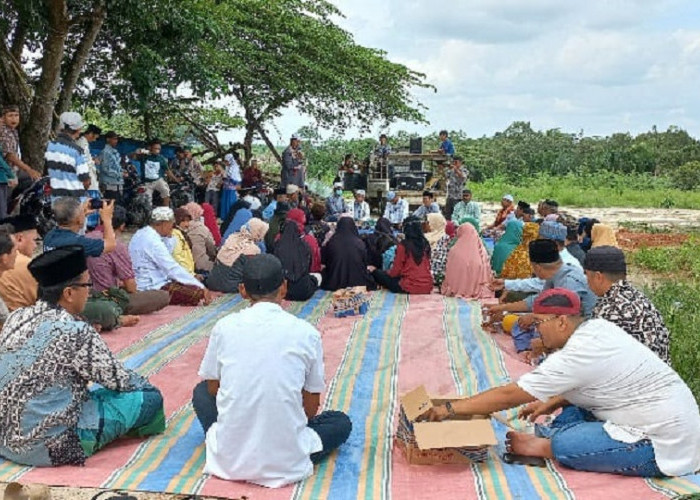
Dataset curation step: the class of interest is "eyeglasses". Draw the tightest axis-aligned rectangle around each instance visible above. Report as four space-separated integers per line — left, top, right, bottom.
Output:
70 282 93 288
532 316 557 329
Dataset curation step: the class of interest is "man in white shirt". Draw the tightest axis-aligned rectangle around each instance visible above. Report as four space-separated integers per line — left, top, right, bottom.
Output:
383 191 408 227
424 288 700 478
192 254 352 488
349 189 370 222
128 207 212 306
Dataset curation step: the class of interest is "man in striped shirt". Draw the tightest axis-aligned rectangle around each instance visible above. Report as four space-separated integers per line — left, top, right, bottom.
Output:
45 112 90 200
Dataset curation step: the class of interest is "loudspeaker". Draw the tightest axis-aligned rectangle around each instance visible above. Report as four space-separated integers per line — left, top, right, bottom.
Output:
409 137 422 154
343 173 367 191
395 175 425 191
409 160 423 172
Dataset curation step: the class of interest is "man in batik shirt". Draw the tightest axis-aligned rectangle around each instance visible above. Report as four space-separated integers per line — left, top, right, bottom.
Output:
584 246 671 364
0 246 165 466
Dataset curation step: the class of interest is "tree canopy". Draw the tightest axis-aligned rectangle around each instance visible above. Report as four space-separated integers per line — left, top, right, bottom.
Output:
0 0 430 169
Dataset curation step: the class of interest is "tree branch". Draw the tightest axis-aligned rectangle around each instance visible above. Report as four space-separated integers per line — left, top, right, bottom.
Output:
55 1 107 117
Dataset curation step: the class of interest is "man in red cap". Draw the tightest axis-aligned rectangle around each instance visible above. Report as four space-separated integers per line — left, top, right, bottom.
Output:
422 288 700 478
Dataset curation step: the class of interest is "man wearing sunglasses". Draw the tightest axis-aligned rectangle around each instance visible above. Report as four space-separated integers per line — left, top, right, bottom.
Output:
422 288 700 479
0 246 165 467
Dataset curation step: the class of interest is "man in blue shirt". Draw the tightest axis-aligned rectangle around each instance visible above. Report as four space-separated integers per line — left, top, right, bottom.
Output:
325 182 347 222
44 197 116 257
45 112 90 200
43 197 139 330
437 130 455 156
412 191 441 219
98 131 124 203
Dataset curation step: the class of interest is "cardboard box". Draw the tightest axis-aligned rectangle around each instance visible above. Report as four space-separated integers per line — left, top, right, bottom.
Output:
395 386 498 465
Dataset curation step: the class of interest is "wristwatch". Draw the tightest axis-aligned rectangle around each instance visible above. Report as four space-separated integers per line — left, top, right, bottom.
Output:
445 401 456 418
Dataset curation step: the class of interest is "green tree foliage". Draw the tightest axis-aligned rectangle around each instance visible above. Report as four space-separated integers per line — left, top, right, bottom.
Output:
1 0 428 168
311 122 700 184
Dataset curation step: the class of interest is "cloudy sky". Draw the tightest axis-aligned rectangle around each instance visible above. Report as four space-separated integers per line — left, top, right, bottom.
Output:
266 0 700 143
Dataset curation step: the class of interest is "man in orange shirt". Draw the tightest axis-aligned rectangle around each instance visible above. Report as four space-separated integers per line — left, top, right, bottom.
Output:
0 214 39 310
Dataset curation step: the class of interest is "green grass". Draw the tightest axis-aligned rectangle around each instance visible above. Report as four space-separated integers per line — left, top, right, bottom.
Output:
471 172 700 209
629 237 700 279
631 239 700 401
645 281 700 402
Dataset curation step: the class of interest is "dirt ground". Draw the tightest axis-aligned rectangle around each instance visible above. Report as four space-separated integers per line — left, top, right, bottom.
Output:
0 483 233 500
479 202 700 230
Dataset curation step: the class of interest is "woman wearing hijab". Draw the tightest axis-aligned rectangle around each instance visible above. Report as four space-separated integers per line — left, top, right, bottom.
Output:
206 219 269 293
442 223 494 299
500 222 540 279
425 213 447 251
182 202 217 273
222 208 253 243
219 199 251 237
265 201 290 252
219 152 242 221
425 213 451 287
307 202 331 246
283 208 321 272
172 208 196 275
201 202 222 246
273 210 319 301
370 217 433 294
491 219 523 275
364 217 397 269
458 216 480 233
579 218 599 251
321 217 375 291
591 223 619 248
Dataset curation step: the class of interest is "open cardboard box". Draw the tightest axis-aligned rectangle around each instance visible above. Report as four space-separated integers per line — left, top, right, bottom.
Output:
395 386 498 465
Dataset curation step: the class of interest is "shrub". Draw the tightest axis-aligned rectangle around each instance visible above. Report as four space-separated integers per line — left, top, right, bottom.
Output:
668 160 700 191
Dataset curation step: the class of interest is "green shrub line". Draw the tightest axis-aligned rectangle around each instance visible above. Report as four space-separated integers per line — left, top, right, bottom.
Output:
471 172 700 209
632 242 700 402
645 280 700 403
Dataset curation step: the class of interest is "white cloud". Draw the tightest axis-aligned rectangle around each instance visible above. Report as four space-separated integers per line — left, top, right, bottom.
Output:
259 0 700 144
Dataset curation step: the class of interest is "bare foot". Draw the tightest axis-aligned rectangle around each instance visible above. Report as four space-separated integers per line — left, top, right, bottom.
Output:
506 431 553 459
120 315 140 327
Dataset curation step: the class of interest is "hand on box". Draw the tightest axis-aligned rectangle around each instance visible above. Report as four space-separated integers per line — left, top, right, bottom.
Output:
419 405 449 422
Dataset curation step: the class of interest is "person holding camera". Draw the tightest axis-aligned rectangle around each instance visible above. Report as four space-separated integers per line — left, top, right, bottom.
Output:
43 197 139 331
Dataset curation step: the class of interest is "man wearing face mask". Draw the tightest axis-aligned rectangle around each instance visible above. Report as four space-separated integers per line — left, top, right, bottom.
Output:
324 182 347 222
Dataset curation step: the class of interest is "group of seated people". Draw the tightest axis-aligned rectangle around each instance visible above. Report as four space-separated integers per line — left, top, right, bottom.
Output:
0 183 698 487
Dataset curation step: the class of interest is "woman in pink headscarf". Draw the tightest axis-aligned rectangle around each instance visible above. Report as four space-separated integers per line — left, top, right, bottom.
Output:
201 203 222 246
441 222 494 299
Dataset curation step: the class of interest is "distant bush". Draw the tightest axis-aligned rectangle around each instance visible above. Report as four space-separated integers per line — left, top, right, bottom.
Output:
668 160 700 191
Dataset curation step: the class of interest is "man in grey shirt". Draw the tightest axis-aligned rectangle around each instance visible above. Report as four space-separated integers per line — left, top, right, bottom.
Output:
281 134 304 189
486 239 597 359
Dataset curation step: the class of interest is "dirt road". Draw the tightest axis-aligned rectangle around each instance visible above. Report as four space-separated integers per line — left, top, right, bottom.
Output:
479 203 700 229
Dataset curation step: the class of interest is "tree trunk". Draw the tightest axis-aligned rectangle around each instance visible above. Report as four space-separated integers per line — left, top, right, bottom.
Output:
242 121 255 167
143 109 152 139
20 0 70 171
254 123 283 165
55 2 107 118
